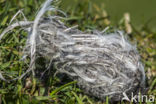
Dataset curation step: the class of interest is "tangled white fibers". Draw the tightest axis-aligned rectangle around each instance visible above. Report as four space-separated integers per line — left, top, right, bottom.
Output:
0 0 145 101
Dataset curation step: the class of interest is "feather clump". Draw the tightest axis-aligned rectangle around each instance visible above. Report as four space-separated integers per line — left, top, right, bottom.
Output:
0 0 145 101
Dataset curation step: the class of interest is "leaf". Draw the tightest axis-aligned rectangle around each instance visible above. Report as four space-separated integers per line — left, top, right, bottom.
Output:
71 91 84 104
0 89 8 94
106 96 109 104
50 81 77 96
1 16 8 25
65 16 83 21
34 96 51 101
150 78 156 91
0 62 10 69
31 78 37 95
0 0 5 3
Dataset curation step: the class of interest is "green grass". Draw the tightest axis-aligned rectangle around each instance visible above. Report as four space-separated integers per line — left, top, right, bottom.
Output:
0 0 156 104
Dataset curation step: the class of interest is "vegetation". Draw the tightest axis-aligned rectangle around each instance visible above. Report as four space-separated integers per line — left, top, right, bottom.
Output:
0 0 155 104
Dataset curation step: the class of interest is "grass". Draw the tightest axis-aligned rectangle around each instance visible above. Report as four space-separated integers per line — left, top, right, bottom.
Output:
0 0 156 104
